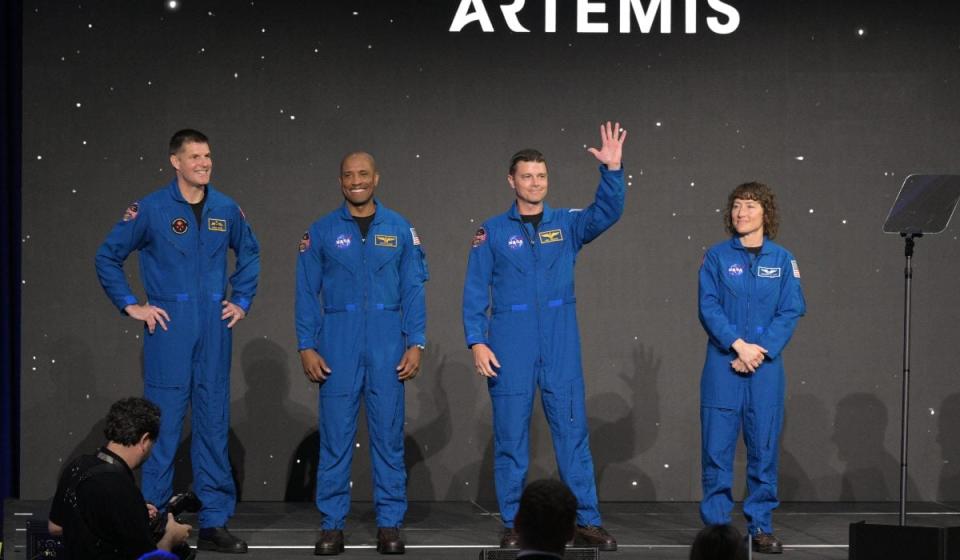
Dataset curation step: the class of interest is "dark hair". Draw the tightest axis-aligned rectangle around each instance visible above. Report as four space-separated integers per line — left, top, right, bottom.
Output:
509 149 546 175
723 181 779 239
515 479 577 553
690 524 748 560
169 129 209 155
103 397 161 445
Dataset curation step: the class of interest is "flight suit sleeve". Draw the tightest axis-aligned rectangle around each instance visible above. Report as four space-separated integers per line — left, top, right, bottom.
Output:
698 250 740 351
571 165 626 251
462 226 494 347
94 200 150 313
756 255 806 359
400 226 429 348
228 205 260 313
295 228 324 351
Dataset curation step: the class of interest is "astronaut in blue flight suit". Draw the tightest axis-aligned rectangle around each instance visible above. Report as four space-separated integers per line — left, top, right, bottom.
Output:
95 129 259 554
463 122 627 551
697 181 805 555
295 152 428 556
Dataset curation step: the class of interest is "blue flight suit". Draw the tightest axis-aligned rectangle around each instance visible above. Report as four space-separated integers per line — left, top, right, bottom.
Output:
697 236 805 535
462 166 625 527
295 200 428 529
95 179 260 528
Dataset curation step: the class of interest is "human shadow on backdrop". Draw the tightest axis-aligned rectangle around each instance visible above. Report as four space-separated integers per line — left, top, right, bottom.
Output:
229 337 314 499
588 343 660 500
833 392 919 501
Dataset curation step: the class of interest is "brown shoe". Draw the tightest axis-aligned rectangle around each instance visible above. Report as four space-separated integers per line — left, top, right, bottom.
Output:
751 532 783 554
574 525 617 551
376 527 405 554
499 527 520 549
314 529 345 555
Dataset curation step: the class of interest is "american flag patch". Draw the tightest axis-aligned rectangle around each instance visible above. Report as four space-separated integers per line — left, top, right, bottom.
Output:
791 259 801 278
410 227 420 246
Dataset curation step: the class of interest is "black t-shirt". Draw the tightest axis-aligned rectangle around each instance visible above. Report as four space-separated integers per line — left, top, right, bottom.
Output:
521 212 543 230
355 213 375 240
49 447 156 559
190 188 207 226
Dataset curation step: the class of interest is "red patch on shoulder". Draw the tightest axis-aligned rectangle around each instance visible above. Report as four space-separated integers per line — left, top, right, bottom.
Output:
122 202 139 222
471 227 487 248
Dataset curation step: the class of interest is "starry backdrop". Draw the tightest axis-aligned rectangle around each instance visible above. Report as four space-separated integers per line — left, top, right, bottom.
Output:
19 0 960 504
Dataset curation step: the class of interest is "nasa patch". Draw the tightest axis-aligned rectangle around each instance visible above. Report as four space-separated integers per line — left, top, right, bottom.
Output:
171 217 189 235
298 231 311 253
507 235 524 250
727 263 743 277
335 233 352 249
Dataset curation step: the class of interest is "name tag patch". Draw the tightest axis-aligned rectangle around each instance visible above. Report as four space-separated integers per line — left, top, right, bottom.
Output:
375 234 398 248
538 229 563 244
208 218 227 232
758 266 781 278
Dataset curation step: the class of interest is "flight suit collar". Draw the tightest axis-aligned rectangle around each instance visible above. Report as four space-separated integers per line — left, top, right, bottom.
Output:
729 235 772 255
507 201 557 224
338 198 385 224
165 178 218 207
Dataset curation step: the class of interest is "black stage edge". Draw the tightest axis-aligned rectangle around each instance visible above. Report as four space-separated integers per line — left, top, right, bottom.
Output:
4 500 960 559
479 547 598 560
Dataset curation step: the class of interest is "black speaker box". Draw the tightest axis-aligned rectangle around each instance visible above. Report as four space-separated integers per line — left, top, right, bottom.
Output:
478 547 599 559
849 521 960 560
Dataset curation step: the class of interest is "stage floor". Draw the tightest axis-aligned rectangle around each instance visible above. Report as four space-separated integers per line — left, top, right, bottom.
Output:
5 500 960 559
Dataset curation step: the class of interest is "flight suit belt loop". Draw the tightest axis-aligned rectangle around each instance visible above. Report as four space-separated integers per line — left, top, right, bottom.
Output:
323 303 401 313
146 292 223 303
492 297 576 315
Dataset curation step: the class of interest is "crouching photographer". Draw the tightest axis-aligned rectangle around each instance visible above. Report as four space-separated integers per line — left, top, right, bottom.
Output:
48 397 193 559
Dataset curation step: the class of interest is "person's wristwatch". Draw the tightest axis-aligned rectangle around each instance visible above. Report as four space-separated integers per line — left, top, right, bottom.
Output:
412 344 425 350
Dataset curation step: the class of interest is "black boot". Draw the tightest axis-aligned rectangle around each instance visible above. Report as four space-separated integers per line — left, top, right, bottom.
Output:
197 526 248 554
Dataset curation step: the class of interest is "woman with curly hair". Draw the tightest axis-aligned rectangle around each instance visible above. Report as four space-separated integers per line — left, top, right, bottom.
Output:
697 182 806 554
